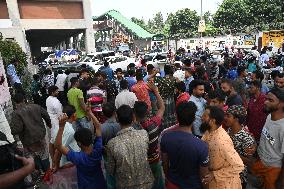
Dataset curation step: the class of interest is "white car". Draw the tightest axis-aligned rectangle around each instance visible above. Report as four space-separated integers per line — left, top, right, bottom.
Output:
79 56 135 72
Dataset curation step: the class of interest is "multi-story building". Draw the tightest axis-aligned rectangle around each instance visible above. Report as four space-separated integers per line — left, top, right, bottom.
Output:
0 0 95 57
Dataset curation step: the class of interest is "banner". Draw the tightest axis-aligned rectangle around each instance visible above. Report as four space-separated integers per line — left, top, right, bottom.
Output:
262 30 284 49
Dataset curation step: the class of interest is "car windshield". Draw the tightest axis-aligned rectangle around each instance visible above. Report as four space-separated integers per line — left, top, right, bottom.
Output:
144 55 154 61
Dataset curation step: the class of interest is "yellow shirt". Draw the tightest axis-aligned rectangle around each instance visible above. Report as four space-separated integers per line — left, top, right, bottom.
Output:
202 127 244 189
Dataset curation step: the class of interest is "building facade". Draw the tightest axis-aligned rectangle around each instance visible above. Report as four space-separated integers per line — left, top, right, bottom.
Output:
0 0 96 56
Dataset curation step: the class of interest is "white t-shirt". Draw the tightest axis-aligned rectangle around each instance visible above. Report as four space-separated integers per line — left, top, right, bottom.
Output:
46 96 63 143
259 53 269 67
60 122 80 166
0 107 14 146
115 90 138 109
56 73 67 91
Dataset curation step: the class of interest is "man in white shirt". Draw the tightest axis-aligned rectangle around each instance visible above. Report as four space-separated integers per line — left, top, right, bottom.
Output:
46 85 63 164
55 70 68 106
115 79 138 109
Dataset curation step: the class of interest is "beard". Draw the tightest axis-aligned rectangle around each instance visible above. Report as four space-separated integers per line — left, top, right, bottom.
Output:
200 122 211 133
222 90 231 97
264 105 278 114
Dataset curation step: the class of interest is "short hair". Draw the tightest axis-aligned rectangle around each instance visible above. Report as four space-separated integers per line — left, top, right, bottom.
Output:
70 77 79 86
128 63 136 68
269 87 284 102
237 66 246 76
44 69 52 75
208 90 226 102
220 78 233 87
147 64 155 72
57 69 63 74
250 80 262 89
64 69 71 75
271 70 280 80
190 79 204 89
63 105 76 118
128 69 135 77
33 74 40 81
253 70 265 81
102 102 116 118
206 106 224 125
136 70 144 81
104 60 109 67
278 73 284 79
175 81 186 92
80 69 89 76
120 79 128 90
134 101 148 119
231 58 238 67
48 85 59 95
91 77 100 86
116 68 122 73
164 64 173 75
74 128 93 146
116 105 133 125
176 102 197 126
13 93 25 104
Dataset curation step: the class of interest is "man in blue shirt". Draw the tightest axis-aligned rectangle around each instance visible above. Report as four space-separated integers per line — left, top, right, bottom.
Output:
99 60 114 81
55 107 107 189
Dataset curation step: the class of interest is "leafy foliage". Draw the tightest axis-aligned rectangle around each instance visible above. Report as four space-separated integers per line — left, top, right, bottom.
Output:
0 33 27 75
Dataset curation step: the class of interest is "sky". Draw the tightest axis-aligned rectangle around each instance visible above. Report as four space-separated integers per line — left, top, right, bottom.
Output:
92 0 224 20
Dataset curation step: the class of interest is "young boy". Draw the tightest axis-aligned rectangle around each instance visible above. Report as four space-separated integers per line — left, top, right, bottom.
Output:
55 106 107 189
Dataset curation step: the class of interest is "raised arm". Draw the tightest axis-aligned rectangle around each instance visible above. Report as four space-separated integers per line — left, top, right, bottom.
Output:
147 82 165 118
54 114 70 155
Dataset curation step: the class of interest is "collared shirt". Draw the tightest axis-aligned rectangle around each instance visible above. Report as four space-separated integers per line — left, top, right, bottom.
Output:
7 64 21 85
126 77 137 90
184 76 194 93
101 118 121 146
106 127 154 189
46 96 63 143
67 87 86 119
115 90 138 109
10 104 51 146
55 73 67 91
247 93 267 141
131 81 151 111
202 127 244 189
189 95 206 136
155 76 176 99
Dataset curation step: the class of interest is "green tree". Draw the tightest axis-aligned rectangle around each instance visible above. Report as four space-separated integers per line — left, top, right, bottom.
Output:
166 8 199 38
150 12 165 34
0 33 27 74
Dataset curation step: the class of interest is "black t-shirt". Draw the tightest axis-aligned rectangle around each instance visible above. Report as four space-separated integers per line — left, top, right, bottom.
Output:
226 94 243 106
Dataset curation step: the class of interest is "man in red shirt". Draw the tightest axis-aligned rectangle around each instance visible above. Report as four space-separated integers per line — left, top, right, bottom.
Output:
247 80 268 142
132 70 151 112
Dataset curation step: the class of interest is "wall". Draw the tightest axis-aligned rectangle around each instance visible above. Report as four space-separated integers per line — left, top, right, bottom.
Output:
0 0 9 19
18 1 83 19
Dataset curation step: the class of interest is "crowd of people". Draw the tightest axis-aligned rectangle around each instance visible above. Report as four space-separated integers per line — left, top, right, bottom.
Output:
1 44 284 189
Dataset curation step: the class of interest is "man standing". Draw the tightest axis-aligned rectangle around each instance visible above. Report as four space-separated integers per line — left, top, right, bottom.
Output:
201 106 244 189
134 82 165 189
251 87 284 189
106 105 154 189
220 78 243 106
78 69 91 101
55 70 68 106
161 102 210 189
189 80 207 137
10 93 51 172
184 67 194 94
46 85 63 165
67 77 91 130
234 66 248 107
132 71 151 112
247 81 268 142
115 80 138 109
6 59 21 87
99 60 114 81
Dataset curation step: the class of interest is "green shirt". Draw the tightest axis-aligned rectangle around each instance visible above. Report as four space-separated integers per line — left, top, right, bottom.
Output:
67 87 86 119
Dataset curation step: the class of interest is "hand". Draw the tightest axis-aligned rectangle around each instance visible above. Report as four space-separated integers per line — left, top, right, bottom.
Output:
58 113 68 127
15 155 35 169
202 172 214 185
147 82 158 93
244 144 257 156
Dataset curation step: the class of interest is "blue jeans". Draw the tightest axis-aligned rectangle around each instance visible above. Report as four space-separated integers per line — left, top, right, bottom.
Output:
75 117 92 130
